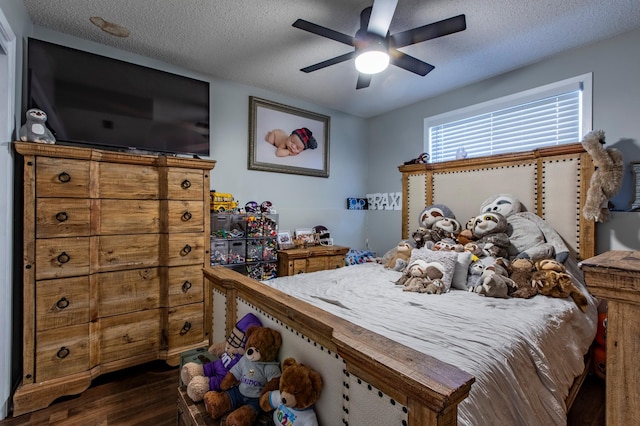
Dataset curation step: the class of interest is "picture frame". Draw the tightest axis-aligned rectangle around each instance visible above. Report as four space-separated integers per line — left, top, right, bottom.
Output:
277 230 294 250
248 96 330 178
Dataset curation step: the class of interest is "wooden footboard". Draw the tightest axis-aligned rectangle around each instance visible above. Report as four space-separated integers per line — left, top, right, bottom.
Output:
203 266 474 426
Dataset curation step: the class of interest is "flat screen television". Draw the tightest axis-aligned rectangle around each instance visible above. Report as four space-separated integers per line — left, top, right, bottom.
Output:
25 38 210 156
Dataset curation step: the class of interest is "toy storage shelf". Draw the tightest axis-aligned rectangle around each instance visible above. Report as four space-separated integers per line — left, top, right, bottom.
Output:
210 212 278 280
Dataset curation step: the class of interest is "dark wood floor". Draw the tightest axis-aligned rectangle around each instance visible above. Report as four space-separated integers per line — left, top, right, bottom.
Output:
1 361 605 425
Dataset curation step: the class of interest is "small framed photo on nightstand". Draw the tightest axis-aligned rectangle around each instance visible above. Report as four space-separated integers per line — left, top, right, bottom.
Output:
277 230 294 249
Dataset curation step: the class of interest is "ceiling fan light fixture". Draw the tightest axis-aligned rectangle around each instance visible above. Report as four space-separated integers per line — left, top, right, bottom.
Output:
355 49 389 74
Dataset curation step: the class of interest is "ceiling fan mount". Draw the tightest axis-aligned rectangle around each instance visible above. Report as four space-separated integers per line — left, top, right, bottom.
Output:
292 0 466 89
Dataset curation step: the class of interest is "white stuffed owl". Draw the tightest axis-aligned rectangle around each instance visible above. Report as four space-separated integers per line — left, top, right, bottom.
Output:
19 108 56 144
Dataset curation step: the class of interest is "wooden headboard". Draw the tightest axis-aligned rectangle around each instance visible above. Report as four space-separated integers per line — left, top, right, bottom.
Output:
399 143 595 261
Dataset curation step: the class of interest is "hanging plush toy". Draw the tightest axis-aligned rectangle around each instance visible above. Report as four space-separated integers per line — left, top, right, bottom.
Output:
581 130 624 222
19 108 56 144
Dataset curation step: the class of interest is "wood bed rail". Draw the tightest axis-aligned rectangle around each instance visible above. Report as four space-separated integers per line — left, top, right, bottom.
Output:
203 266 475 425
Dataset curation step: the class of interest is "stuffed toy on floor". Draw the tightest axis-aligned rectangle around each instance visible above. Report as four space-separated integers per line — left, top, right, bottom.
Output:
203 326 283 426
181 313 262 402
581 129 625 222
260 357 323 426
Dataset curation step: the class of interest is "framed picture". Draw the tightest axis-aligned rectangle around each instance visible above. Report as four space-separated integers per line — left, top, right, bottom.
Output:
277 230 294 250
248 96 330 178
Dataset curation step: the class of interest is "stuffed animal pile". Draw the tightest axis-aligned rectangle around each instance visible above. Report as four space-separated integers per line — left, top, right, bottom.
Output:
181 313 262 402
203 326 283 426
260 357 323 426
395 259 446 294
581 129 624 222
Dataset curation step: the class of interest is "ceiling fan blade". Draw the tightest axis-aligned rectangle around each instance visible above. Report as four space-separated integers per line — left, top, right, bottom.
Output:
390 14 466 48
389 49 435 76
293 19 355 46
356 73 372 89
300 51 356 73
367 0 398 36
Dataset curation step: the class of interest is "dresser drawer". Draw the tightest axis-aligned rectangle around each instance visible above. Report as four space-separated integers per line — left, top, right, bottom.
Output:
93 234 160 272
36 276 89 331
99 310 161 364
165 233 206 267
165 200 204 233
165 303 205 349
94 199 160 235
96 162 159 199
328 255 346 270
165 168 204 201
166 265 204 307
305 256 327 273
36 198 91 238
36 237 90 280
95 268 161 317
36 324 89 382
36 157 90 198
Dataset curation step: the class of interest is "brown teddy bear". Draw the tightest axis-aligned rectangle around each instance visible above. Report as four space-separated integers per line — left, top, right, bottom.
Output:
506 258 539 299
180 313 262 402
203 326 283 426
581 129 624 222
260 357 323 426
532 259 589 312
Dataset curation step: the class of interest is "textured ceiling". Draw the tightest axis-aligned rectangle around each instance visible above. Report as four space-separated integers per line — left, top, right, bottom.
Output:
21 0 640 118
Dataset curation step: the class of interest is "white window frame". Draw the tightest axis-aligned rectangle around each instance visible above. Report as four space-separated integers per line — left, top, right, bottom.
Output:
424 73 593 162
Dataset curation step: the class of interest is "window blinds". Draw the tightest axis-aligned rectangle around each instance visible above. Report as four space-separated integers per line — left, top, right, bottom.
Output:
429 90 581 162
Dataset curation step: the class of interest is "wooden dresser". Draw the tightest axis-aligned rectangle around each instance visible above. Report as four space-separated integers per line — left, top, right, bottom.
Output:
12 142 216 416
580 250 640 426
277 245 349 276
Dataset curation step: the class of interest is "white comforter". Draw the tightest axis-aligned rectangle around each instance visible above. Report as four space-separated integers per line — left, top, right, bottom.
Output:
262 259 597 425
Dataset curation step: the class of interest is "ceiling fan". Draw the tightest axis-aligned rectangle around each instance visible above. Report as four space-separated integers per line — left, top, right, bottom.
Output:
292 0 466 89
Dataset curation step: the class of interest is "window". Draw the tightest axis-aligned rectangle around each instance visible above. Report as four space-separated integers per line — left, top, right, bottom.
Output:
425 74 592 162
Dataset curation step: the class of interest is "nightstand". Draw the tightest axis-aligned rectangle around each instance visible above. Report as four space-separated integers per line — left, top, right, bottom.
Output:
580 250 640 426
277 245 350 276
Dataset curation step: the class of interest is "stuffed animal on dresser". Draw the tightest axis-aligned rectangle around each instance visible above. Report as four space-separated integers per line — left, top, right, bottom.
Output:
203 326 283 426
181 313 262 402
19 108 56 144
480 194 569 263
260 358 323 426
532 259 589 312
581 129 624 223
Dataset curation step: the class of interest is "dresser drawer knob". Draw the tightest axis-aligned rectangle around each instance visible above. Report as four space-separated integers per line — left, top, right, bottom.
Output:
57 252 70 264
180 244 192 256
55 212 68 222
56 297 70 309
180 321 192 335
181 211 193 221
181 179 191 189
56 346 70 359
58 172 71 183
181 280 192 293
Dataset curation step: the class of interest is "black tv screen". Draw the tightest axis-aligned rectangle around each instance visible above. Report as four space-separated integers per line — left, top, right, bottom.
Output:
25 38 210 156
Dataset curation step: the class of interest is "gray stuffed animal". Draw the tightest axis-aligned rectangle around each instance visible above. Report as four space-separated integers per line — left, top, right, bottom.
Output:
19 108 56 144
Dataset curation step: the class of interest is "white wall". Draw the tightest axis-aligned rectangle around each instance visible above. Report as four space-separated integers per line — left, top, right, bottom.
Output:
365 27 640 255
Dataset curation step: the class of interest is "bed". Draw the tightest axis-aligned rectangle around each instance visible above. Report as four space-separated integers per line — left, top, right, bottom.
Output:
203 143 598 425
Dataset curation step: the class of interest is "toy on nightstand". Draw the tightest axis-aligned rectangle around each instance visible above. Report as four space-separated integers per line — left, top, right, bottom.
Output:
19 108 56 144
